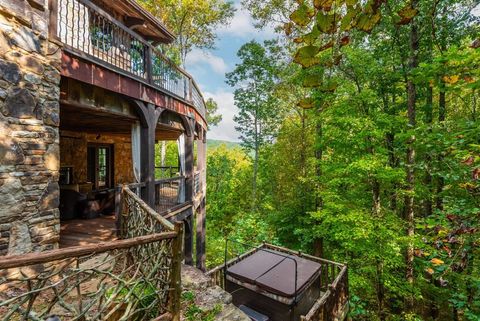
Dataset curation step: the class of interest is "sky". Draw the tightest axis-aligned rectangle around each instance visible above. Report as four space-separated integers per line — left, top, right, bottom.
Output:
185 1 275 142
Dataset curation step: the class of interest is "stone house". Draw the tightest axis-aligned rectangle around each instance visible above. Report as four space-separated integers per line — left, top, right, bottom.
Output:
0 0 207 269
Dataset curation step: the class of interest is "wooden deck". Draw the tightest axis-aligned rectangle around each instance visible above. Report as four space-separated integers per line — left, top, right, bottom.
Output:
60 215 117 248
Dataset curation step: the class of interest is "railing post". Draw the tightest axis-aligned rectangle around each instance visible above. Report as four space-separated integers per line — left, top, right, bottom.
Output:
188 78 193 102
114 184 123 238
146 46 153 84
48 0 59 39
169 222 184 321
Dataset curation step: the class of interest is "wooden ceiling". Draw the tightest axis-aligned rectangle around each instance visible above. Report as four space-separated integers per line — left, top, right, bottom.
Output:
60 102 184 141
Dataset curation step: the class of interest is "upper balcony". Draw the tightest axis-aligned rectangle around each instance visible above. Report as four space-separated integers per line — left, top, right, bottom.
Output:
49 0 206 124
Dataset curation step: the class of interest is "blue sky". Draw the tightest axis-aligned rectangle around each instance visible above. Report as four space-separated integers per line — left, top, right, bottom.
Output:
185 1 275 142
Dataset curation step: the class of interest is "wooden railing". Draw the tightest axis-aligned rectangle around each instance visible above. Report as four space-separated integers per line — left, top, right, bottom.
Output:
206 243 349 321
0 186 183 321
52 0 206 118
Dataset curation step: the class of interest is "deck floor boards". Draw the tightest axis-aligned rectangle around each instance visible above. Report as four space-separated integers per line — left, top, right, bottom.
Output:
60 215 117 248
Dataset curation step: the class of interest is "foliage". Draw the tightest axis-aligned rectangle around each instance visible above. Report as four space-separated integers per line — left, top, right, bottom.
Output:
138 0 234 64
205 98 222 127
203 0 480 320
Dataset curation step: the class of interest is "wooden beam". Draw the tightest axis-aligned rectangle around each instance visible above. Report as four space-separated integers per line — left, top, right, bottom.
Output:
125 16 145 29
0 232 177 269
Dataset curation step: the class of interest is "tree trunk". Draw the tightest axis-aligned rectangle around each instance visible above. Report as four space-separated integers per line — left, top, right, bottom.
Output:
424 84 433 217
313 116 324 258
252 111 259 211
405 0 419 309
436 78 446 211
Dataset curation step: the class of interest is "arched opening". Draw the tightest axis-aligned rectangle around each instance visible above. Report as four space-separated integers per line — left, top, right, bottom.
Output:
58 79 147 247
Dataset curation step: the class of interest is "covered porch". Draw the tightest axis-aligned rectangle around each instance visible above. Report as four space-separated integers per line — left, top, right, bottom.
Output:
58 80 196 249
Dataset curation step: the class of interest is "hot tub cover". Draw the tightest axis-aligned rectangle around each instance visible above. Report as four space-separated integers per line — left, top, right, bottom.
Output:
227 249 321 298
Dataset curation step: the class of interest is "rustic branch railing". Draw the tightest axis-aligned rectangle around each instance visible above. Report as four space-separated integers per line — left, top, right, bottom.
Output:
54 0 206 118
154 176 185 213
0 186 183 321
120 185 176 239
206 243 349 321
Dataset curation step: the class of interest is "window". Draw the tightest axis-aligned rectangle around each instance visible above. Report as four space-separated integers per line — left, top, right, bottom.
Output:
87 144 113 190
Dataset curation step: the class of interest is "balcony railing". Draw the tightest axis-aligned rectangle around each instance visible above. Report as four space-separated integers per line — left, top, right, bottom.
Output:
52 0 206 118
194 170 206 196
154 176 186 214
206 243 349 321
0 186 183 320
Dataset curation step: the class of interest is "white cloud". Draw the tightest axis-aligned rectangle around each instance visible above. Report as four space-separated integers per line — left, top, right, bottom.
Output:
203 90 241 142
218 3 275 39
186 49 228 75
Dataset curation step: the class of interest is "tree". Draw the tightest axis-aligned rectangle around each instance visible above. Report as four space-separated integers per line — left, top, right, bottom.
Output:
205 98 222 127
139 0 234 64
226 40 283 208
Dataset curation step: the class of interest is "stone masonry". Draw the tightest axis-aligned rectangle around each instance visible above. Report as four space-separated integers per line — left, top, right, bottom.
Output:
0 1 62 255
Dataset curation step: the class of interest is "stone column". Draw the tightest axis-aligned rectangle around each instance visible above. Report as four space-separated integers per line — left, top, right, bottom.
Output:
0 0 62 255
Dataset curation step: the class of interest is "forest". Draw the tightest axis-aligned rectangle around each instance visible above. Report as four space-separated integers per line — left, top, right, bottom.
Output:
142 0 480 320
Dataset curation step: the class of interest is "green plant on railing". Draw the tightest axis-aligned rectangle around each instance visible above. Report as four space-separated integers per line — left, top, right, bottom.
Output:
182 291 222 321
105 281 158 320
90 25 113 51
130 41 145 75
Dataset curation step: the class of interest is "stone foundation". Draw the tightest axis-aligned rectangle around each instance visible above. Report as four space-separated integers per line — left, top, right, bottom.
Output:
0 1 61 255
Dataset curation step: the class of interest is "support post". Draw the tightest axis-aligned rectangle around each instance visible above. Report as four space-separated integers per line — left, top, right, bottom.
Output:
184 130 194 202
169 222 184 321
184 211 193 265
196 198 206 271
140 123 156 207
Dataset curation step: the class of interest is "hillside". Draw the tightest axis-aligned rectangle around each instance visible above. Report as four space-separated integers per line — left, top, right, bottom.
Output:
207 139 241 150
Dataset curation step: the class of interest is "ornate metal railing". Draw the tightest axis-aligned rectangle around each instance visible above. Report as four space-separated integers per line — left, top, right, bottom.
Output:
51 0 206 118
154 176 185 213
0 186 183 321
206 243 349 321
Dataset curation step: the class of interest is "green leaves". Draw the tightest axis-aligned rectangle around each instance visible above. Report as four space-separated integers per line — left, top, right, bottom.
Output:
396 3 418 25
297 97 316 109
316 12 337 33
313 0 334 11
294 45 321 67
355 11 381 33
290 3 315 27
340 5 360 31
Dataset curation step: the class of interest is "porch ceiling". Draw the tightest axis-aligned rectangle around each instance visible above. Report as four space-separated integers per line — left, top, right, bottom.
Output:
60 101 186 140
60 102 135 136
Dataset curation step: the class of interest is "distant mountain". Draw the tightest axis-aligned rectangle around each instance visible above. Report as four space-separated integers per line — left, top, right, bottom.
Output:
207 139 241 150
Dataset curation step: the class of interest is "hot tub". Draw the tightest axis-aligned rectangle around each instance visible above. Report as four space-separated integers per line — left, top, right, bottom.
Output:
225 249 322 321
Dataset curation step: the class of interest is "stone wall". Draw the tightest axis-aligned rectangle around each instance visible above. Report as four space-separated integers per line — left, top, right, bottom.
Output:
0 1 62 255
60 130 134 186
